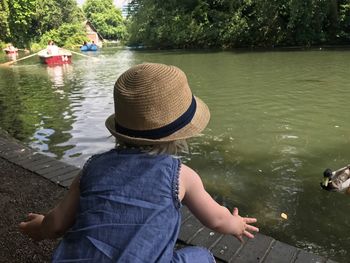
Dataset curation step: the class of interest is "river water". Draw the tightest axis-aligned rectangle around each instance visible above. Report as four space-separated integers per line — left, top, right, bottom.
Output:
0 48 349 262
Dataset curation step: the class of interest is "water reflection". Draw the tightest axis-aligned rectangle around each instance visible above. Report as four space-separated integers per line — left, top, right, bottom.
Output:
24 64 76 158
54 49 135 167
46 64 73 88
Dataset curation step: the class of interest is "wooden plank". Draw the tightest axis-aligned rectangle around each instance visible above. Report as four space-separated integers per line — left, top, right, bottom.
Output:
15 153 44 165
2 148 33 160
59 177 74 188
20 154 56 169
0 142 22 153
210 234 243 262
0 145 31 159
189 227 223 249
7 154 39 165
3 144 34 157
294 250 326 263
43 165 79 179
178 215 204 243
16 152 49 164
263 241 298 263
231 233 274 263
55 169 79 184
28 159 59 172
35 162 71 176
180 206 193 222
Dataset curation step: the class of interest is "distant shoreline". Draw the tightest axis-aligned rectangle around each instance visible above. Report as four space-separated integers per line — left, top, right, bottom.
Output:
125 44 350 52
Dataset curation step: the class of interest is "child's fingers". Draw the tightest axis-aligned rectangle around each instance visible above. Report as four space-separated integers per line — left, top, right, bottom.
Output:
244 217 257 224
243 230 255 239
232 207 239 216
19 213 41 230
18 221 28 233
27 213 39 220
246 224 259 233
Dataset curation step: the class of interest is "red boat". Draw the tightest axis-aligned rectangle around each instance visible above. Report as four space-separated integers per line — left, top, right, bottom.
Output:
38 50 72 65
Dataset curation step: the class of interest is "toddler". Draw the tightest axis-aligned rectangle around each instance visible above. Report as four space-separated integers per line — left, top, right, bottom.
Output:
20 63 258 262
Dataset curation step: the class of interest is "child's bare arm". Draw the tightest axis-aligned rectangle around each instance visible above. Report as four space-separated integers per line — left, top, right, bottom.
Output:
19 172 81 241
179 164 258 241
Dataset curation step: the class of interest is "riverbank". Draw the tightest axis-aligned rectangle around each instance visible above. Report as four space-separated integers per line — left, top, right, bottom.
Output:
125 44 350 52
0 127 338 262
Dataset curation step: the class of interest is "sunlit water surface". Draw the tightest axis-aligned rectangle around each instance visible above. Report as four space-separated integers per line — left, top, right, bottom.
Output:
0 48 349 262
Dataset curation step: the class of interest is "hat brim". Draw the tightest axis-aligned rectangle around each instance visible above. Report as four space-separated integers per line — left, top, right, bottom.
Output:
105 96 210 145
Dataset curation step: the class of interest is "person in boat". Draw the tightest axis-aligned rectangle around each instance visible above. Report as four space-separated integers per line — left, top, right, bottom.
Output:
80 41 89 51
8 44 17 51
81 41 98 51
89 40 98 51
19 63 259 262
4 44 18 53
46 40 59 56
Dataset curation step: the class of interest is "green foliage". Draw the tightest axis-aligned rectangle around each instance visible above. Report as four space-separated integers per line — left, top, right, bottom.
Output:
39 23 89 48
127 0 204 48
32 0 84 37
127 0 350 48
7 0 36 47
0 41 8 49
220 8 251 48
83 0 127 40
0 0 10 41
2 0 350 49
29 42 42 51
3 0 84 48
83 0 112 17
287 0 328 45
338 2 350 41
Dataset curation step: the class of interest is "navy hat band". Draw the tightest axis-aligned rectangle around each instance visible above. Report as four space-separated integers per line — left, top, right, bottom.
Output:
115 96 197 140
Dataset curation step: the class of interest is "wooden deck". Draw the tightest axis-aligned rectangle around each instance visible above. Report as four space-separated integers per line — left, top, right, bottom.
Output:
0 134 338 263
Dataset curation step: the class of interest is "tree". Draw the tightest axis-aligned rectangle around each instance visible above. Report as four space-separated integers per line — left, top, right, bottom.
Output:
83 0 126 40
127 0 211 48
4 0 84 47
0 0 10 42
338 1 350 41
32 0 84 37
127 0 350 48
7 0 36 47
39 23 89 48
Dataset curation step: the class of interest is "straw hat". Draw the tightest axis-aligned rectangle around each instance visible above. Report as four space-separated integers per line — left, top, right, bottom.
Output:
105 63 210 144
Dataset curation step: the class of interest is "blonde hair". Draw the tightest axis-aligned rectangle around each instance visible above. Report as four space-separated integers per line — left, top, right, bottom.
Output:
115 139 189 156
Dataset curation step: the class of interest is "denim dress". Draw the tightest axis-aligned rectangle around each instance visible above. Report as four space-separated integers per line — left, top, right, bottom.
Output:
52 149 215 263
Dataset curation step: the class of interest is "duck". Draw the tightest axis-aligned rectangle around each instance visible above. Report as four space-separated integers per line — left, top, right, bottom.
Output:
321 165 350 193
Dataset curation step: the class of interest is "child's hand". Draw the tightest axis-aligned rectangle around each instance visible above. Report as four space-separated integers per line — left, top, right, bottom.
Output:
231 207 258 242
19 213 45 241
